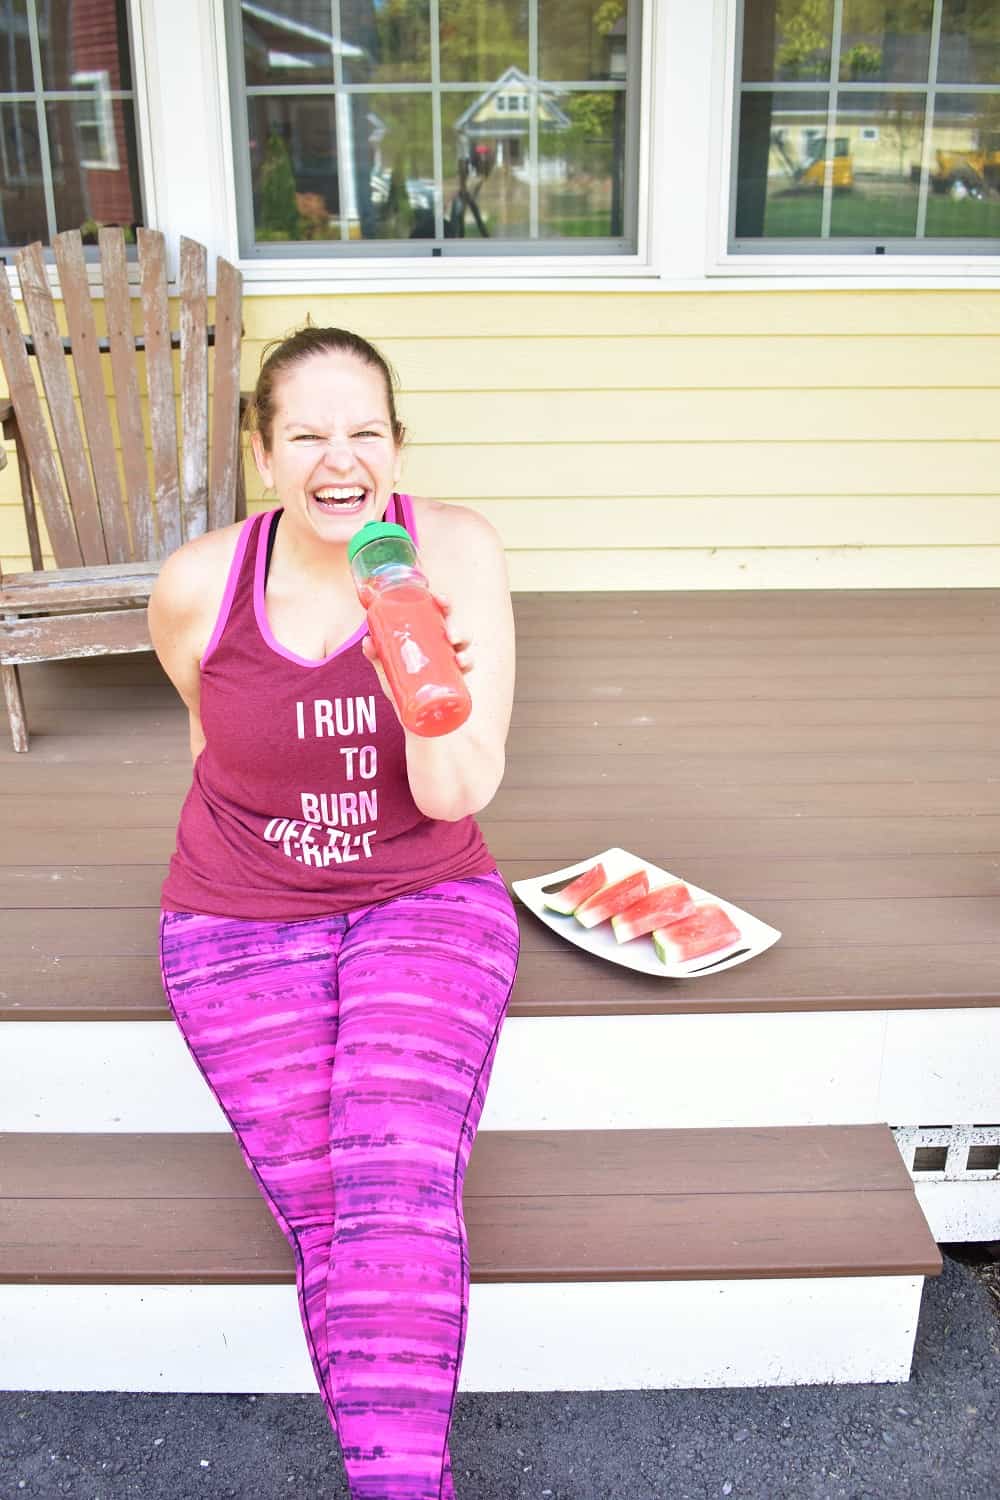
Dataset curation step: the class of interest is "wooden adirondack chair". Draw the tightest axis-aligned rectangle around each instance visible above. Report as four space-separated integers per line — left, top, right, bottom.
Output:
0 227 245 751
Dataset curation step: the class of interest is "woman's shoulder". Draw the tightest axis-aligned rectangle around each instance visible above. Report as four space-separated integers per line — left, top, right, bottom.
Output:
149 516 252 625
408 495 501 556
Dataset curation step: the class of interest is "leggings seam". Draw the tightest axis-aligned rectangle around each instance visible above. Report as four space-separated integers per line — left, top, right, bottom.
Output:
158 912 343 1450
439 940 520 1500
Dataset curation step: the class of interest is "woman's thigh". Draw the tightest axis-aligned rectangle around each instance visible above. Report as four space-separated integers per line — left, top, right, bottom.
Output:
158 909 345 1232
333 869 520 1196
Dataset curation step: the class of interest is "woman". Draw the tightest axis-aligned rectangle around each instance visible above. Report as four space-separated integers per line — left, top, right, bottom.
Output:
148 325 520 1500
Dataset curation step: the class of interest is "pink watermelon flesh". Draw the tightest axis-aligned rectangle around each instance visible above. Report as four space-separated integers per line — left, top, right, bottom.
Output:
611 881 696 943
653 903 742 965
574 870 650 929
542 861 608 916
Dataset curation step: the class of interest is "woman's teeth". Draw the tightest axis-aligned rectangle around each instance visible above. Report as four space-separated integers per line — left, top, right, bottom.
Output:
313 489 366 512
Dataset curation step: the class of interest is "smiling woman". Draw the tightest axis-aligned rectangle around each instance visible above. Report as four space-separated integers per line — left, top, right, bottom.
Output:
146 322 519 1500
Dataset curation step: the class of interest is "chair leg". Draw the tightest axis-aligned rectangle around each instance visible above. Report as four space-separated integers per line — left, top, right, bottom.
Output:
2 662 29 752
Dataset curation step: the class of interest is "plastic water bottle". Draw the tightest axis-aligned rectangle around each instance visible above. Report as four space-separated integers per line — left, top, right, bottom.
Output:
348 520 472 738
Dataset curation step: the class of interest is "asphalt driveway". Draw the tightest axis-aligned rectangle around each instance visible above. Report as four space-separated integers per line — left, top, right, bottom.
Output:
1 1250 996 1500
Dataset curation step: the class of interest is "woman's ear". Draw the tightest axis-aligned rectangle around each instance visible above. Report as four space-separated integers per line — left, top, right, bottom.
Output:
250 430 273 490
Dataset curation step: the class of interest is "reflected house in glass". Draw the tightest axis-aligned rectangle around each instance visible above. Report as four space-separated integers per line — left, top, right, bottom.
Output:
242 0 367 237
453 67 572 184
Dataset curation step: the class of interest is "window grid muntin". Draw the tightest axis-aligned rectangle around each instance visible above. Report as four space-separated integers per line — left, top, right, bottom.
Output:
731 0 1000 252
0 0 139 248
229 0 635 257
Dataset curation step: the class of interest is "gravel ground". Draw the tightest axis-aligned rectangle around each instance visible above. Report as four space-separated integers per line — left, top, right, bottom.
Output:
1 1251 997 1500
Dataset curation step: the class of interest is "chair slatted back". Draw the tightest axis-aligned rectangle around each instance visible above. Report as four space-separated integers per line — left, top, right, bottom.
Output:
19 241 105 566
180 237 209 543
210 257 243 534
0 258 82 567
138 228 182 558
98 228 153 560
0 227 244 570
54 233 132 563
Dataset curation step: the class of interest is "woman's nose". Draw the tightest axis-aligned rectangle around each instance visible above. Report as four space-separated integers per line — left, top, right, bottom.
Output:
320 438 352 468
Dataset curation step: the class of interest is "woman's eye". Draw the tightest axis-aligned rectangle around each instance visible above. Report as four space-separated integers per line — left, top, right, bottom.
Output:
354 430 379 439
294 433 321 442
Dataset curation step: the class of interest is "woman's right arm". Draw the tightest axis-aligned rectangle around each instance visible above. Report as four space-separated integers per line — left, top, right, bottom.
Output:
147 530 237 762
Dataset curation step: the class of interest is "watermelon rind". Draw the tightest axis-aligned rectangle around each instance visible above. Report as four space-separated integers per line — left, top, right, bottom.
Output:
574 870 650 930
652 903 742 966
542 861 608 916
610 882 695 943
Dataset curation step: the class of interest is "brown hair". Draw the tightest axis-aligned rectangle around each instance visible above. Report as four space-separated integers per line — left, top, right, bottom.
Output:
245 324 407 452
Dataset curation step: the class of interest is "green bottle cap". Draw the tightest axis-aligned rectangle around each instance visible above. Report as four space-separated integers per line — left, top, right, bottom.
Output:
347 520 413 564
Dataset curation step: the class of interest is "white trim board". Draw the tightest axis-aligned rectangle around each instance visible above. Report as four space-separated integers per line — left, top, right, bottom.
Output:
3 1009 998 1133
0 1276 927 1393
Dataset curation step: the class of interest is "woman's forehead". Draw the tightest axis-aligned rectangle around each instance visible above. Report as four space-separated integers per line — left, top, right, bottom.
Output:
275 351 391 420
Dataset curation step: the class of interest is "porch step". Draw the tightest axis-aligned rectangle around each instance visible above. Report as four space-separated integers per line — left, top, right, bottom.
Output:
0 1124 942 1391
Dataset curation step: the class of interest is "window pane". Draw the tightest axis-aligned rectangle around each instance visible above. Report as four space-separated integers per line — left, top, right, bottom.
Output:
539 0 627 83
242 0 333 86
742 0 833 83
924 94 1000 237
0 0 34 93
826 93 924 236
249 96 340 241
443 89 529 238
0 100 47 244
838 1 932 84
47 96 140 238
734 90 829 237
347 0 431 85
39 0 133 91
939 0 1000 85
438 0 528 84
539 88 625 238
356 93 434 239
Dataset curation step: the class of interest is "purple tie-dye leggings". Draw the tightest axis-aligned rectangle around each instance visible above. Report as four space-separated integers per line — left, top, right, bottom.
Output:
159 867 519 1500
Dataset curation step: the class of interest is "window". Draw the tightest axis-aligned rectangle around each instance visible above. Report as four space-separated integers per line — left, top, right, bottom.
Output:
731 0 1000 254
225 0 640 258
0 0 143 251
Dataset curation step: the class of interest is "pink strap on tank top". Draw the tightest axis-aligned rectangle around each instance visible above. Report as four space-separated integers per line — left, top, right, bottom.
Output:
200 513 258 667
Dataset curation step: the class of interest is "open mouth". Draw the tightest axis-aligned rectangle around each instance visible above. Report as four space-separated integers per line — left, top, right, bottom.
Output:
311 487 369 515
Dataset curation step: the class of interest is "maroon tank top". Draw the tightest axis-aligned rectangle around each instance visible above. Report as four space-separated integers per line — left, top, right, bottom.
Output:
161 493 496 919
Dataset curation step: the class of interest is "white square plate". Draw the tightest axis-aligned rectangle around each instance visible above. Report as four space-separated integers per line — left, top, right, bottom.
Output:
511 847 782 980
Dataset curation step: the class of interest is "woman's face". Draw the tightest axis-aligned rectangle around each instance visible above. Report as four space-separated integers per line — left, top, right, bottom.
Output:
251 350 402 543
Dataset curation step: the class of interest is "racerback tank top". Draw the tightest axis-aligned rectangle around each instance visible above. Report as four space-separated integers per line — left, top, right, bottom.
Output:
161 493 496 920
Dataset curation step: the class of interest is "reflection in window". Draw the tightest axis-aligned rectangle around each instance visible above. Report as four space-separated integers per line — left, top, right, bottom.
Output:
230 0 637 255
0 0 141 248
733 0 1000 249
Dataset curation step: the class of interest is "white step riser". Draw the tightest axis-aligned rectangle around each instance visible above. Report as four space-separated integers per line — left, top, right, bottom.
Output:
0 1277 925 1394
3 1009 999 1132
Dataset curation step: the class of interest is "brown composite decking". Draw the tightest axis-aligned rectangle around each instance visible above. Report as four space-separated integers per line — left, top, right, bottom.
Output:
1 588 998 1021
0 1125 943 1283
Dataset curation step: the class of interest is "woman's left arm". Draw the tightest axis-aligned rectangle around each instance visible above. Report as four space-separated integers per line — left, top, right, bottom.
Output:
363 506 515 822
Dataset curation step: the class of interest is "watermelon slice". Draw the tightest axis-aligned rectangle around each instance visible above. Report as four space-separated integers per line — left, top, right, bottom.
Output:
574 870 650 930
610 881 696 943
652 903 742 966
542 861 608 916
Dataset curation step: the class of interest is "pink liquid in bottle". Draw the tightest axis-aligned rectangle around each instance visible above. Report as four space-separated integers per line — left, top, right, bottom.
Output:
349 523 472 738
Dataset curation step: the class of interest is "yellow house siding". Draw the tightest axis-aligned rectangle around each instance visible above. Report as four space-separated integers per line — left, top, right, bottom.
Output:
2 289 998 588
